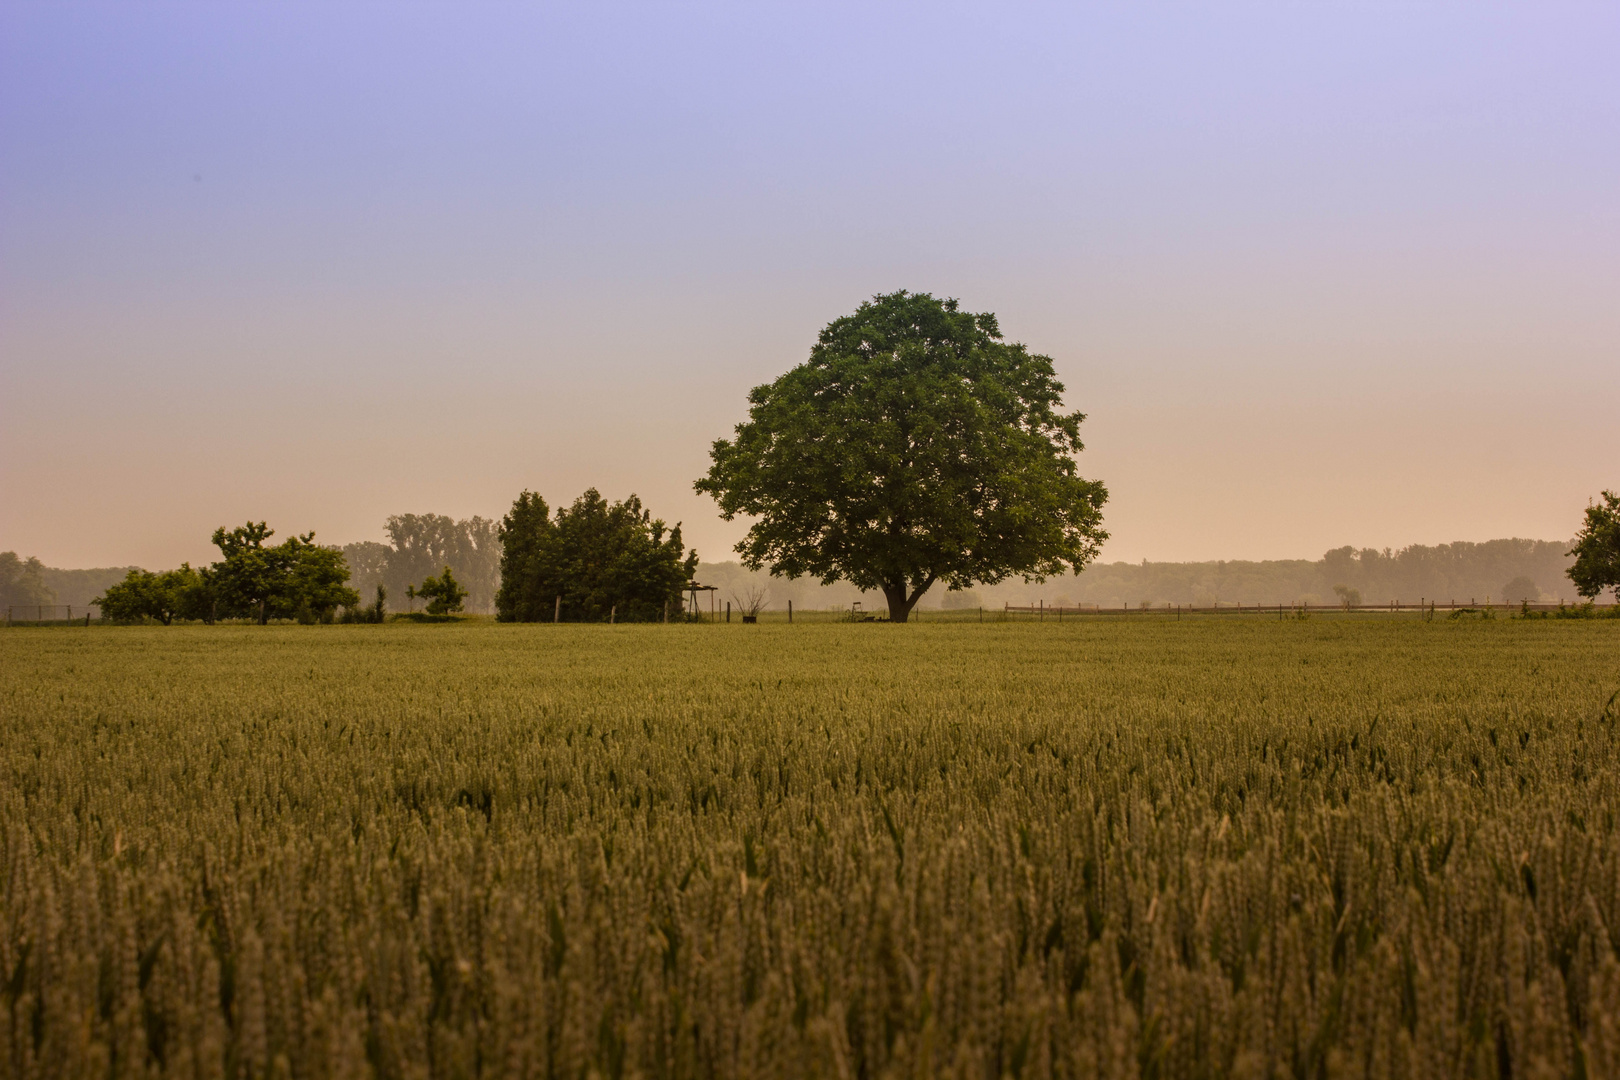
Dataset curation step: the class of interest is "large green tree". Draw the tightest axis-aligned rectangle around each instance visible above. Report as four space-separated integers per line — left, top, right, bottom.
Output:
496 490 697 622
211 522 358 623
695 291 1108 621
495 492 557 622
1568 490 1620 602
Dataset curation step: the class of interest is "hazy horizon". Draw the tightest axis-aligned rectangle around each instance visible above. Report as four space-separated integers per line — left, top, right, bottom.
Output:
4 4 1617 571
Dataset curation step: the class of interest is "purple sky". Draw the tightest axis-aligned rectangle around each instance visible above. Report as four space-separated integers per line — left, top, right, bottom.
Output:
3 3 1617 570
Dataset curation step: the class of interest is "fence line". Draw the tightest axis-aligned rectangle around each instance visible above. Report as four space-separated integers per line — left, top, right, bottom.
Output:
8 599 1612 626
997 598 1615 618
4 604 100 626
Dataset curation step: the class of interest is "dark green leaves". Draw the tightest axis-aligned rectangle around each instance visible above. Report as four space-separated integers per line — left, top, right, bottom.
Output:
1568 491 1620 601
496 490 698 622
696 290 1107 621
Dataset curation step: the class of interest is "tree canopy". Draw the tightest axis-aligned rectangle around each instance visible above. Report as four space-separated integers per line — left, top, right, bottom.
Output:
209 522 358 623
95 565 209 625
1568 491 1620 602
0 552 55 609
695 290 1108 621
416 565 468 615
496 489 697 622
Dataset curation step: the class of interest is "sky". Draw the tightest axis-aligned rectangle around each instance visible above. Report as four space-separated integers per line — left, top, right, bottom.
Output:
2 2 1617 571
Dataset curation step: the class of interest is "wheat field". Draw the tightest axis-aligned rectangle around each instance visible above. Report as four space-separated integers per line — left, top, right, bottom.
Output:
3 618 1619 1079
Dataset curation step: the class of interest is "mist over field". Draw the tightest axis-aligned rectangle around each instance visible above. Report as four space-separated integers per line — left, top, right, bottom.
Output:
11 534 1577 615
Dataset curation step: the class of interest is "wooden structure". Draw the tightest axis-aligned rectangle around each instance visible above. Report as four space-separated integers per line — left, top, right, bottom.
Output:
685 582 719 620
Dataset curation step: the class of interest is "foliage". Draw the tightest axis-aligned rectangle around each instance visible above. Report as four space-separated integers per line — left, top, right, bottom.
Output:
496 489 697 622
1569 490 1620 601
416 565 468 615
1332 583 1361 608
0 551 55 608
338 584 389 624
210 522 359 623
4 620 1620 1077
494 491 553 621
36 565 141 607
696 291 1108 622
1518 600 1620 621
339 540 393 603
1501 574 1539 602
94 563 209 624
342 515 500 616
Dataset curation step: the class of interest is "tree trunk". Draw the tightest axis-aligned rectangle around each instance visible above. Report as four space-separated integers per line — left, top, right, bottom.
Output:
882 583 914 623
259 599 269 625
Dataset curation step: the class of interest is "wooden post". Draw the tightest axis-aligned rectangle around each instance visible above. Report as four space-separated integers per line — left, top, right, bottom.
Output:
663 600 669 623
610 605 616 624
726 601 731 623
788 600 793 623
554 596 561 623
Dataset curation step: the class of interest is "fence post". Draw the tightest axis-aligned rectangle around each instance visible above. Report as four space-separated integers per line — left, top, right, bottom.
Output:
726 601 731 623
554 596 561 623
610 605 616 624
789 600 793 623
663 600 668 623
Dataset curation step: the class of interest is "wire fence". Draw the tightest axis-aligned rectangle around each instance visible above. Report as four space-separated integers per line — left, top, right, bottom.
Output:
697 598 1620 623
994 598 1617 620
4 604 100 626
9 599 1613 627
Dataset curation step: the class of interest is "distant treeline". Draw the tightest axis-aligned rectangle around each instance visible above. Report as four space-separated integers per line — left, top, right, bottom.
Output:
341 514 501 615
696 537 1578 612
0 558 140 609
5 535 1577 616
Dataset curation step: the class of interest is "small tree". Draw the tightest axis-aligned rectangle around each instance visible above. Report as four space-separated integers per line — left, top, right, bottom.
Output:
731 583 770 619
1501 576 1539 603
417 566 468 615
1568 491 1620 602
1332 584 1361 610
